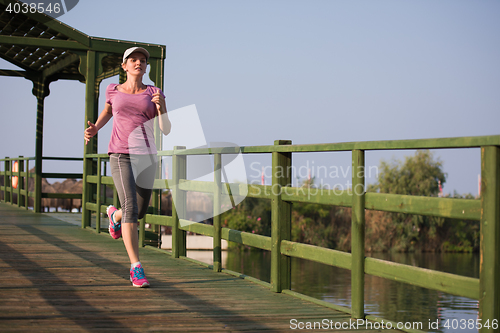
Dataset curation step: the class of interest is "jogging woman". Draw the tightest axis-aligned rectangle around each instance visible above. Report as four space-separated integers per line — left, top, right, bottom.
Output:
84 47 171 287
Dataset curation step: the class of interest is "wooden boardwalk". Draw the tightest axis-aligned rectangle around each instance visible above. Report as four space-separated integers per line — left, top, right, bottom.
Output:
0 203 401 332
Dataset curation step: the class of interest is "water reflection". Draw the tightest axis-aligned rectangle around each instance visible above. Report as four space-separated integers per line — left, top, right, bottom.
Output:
189 250 479 333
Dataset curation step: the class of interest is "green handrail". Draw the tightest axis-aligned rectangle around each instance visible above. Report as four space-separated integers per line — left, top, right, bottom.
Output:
81 134 499 333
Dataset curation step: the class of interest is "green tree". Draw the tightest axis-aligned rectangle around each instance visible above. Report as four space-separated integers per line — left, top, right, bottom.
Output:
368 150 447 251
291 177 351 249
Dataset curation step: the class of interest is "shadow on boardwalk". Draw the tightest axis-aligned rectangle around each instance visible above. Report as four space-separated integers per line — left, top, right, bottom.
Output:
0 203 393 332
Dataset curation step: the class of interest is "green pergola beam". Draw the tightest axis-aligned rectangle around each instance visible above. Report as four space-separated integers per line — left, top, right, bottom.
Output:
0 36 165 59
42 53 80 79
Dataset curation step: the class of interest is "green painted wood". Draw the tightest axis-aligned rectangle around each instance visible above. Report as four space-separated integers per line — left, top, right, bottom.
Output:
178 179 214 193
171 146 187 258
213 154 222 272
145 214 174 227
178 219 214 237
0 31 87 50
16 157 23 208
282 187 351 207
85 153 109 158
42 54 81 79
24 159 29 210
250 135 500 153
270 140 292 293
95 157 101 234
246 184 273 199
33 78 45 213
221 228 272 251
365 192 481 220
479 146 500 333
86 175 114 185
2 158 9 203
153 178 170 189
280 240 352 270
364 257 480 300
351 149 365 319
81 50 98 229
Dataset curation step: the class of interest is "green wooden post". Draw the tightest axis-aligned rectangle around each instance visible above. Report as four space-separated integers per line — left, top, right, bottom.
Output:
213 153 222 272
31 77 48 213
149 56 165 237
96 157 101 233
25 159 29 210
172 146 187 258
351 149 366 319
81 51 99 229
271 140 292 293
9 159 14 205
4 158 10 204
479 146 500 333
17 157 24 208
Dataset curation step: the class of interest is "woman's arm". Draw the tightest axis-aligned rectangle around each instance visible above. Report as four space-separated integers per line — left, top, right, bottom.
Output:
84 103 113 145
152 88 171 135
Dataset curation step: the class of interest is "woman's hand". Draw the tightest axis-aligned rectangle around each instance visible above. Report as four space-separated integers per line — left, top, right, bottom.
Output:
152 88 166 115
84 121 98 145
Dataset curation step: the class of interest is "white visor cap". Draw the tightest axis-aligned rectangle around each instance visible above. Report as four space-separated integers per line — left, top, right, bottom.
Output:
123 47 150 63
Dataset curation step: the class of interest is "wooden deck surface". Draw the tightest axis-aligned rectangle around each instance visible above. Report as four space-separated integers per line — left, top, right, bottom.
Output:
0 203 401 332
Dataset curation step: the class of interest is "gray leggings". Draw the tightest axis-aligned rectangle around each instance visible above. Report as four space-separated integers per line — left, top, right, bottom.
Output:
109 153 157 224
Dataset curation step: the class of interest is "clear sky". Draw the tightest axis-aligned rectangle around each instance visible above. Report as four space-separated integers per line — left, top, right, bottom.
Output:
1 0 499 195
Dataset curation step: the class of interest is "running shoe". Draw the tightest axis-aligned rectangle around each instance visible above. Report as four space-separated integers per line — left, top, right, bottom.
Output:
130 264 150 288
106 205 121 239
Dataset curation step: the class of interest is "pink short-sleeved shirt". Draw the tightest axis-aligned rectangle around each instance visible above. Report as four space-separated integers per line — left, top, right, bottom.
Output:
106 83 165 155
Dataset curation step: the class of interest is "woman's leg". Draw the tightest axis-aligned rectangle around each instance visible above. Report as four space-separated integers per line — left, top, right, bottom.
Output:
110 154 140 264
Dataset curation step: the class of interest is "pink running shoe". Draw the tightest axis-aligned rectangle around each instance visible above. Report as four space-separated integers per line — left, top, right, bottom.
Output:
106 205 121 239
130 264 150 288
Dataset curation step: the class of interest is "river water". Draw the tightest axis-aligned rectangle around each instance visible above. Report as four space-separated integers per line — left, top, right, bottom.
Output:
188 250 480 333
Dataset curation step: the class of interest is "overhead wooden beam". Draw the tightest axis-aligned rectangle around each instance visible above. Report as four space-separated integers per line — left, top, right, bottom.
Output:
42 53 80 78
0 36 166 59
0 36 88 51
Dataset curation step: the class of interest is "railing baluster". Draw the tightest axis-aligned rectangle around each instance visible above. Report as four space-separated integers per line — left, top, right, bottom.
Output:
479 146 500 333
18 156 24 208
271 140 292 293
25 159 29 210
213 153 222 272
4 157 10 204
351 149 365 319
96 157 101 233
172 146 187 258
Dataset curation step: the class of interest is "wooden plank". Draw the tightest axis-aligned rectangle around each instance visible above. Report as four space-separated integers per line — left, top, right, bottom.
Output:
364 257 479 300
282 186 351 207
178 219 214 237
281 240 352 270
145 214 174 227
365 192 481 220
221 227 272 251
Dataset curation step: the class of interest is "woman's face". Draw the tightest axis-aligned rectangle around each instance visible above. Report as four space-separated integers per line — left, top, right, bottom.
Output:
122 52 147 76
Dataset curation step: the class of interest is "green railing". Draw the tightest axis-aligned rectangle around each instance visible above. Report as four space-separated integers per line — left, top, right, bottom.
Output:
80 134 499 333
0 156 83 211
